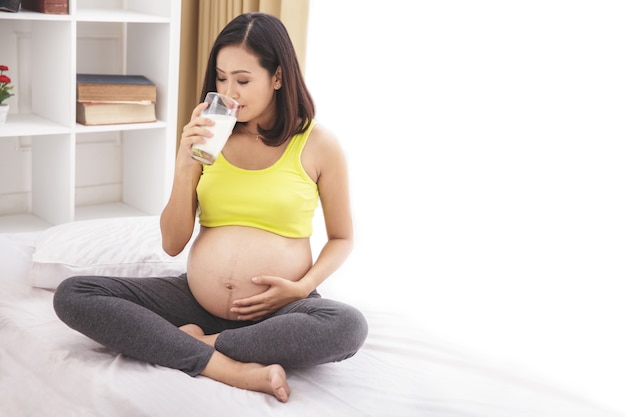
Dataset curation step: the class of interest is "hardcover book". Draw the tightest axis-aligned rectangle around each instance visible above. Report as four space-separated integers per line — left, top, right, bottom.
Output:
76 101 156 126
76 74 157 103
0 0 21 13
21 0 68 14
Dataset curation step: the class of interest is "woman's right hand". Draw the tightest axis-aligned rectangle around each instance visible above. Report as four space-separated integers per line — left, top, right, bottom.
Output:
175 102 213 175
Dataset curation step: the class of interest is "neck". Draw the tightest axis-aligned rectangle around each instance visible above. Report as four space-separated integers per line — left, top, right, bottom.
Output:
237 124 263 141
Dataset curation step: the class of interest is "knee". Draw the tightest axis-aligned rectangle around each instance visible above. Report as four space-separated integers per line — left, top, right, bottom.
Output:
54 275 83 299
53 276 90 323
334 304 369 357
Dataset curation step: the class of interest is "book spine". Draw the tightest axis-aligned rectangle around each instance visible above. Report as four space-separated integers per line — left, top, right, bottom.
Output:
76 74 155 86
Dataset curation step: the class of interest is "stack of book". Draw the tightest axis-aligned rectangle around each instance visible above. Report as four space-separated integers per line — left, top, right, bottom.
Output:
21 0 69 14
76 74 157 126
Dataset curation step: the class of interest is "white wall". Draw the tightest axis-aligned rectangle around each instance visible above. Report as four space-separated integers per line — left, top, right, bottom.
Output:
307 0 626 414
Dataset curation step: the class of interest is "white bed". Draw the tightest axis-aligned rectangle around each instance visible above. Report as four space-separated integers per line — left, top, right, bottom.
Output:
0 217 622 417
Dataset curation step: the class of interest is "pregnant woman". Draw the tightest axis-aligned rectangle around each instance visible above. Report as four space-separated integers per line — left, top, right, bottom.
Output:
53 12 368 403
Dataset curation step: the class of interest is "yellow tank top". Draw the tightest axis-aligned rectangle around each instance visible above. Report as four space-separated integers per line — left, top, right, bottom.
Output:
196 121 319 238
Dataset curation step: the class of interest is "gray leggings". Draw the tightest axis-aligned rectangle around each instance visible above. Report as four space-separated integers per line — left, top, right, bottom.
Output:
53 274 368 376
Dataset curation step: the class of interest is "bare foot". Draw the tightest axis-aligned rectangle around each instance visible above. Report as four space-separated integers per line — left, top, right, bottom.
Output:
238 363 290 403
179 324 203 338
266 364 290 402
179 323 218 346
202 351 291 403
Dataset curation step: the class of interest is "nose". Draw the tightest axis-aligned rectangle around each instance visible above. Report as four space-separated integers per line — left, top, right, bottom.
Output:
224 82 238 100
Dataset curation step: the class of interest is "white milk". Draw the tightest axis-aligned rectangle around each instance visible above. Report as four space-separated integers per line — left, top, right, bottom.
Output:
191 113 237 165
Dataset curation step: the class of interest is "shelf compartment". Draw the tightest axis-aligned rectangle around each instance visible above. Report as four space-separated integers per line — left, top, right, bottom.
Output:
32 134 75 226
0 114 71 137
121 129 169 216
75 8 170 23
0 213 53 233
76 0 173 22
73 129 169 219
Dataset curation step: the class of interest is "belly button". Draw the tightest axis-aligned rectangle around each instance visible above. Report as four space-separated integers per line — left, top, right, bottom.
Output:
226 284 233 290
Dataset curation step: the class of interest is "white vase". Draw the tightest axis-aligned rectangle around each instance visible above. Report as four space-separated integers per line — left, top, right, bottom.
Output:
0 104 8 124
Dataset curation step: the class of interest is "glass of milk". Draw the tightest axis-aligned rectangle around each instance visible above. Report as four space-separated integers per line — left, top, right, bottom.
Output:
191 92 240 165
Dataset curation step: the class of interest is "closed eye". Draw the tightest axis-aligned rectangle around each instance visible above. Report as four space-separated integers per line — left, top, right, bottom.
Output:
216 78 249 85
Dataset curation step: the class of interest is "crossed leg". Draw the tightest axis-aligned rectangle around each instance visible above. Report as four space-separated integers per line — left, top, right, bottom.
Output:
180 324 290 403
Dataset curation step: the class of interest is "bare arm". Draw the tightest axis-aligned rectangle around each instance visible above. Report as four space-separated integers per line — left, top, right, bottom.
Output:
160 102 211 256
297 124 354 294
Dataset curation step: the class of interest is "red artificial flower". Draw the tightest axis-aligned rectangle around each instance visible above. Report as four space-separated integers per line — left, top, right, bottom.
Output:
0 65 15 105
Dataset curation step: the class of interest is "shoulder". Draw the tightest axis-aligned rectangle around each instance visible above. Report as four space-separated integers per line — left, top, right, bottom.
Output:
301 121 347 181
304 121 343 156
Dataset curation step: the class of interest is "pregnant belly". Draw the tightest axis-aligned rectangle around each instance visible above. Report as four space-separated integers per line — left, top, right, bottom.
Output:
187 226 312 320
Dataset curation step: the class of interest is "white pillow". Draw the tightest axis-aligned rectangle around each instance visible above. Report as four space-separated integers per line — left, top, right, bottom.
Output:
30 216 194 290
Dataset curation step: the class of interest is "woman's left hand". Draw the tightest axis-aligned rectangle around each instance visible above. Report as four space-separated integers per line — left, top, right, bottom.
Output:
230 276 307 321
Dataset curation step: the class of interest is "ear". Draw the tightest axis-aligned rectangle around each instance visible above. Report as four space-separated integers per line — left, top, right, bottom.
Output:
273 66 282 90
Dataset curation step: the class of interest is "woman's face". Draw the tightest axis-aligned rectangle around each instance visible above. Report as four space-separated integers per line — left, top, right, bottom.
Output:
215 45 280 126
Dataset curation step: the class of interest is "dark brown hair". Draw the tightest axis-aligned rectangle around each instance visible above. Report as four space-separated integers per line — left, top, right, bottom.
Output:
200 12 315 146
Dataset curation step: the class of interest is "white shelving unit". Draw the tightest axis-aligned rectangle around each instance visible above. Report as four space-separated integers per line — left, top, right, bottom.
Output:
0 0 181 233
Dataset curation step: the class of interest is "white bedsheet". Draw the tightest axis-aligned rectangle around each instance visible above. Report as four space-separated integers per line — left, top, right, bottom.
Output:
0 231 622 417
